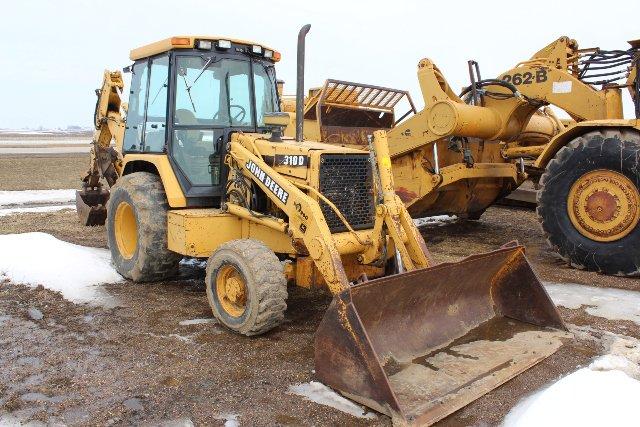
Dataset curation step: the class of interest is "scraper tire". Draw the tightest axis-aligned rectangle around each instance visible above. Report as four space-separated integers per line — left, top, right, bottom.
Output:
106 172 181 282
537 130 640 276
205 239 287 336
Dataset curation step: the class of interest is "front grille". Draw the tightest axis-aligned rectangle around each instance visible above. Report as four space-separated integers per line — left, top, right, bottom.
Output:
318 154 375 233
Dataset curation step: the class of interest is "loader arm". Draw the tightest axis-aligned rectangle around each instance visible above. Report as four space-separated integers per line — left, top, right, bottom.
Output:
492 36 630 122
387 36 637 159
227 132 431 294
227 134 350 295
386 57 538 158
76 70 126 226
84 70 126 188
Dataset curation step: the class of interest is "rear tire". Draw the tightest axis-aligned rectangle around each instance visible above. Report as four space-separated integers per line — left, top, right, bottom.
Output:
205 239 288 336
106 172 181 281
537 130 640 276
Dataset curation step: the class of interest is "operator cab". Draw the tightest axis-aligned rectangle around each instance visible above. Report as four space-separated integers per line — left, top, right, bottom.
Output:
123 36 281 207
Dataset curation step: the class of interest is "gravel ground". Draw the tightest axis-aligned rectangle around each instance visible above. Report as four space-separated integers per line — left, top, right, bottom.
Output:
0 156 639 426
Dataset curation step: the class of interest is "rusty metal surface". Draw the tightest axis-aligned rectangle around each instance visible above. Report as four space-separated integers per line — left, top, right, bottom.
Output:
314 245 568 426
499 185 538 208
75 189 109 226
319 79 416 113
320 126 381 146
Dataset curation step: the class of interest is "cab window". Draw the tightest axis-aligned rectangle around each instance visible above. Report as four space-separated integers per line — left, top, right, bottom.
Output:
143 56 169 152
174 57 253 127
123 61 148 152
253 64 279 126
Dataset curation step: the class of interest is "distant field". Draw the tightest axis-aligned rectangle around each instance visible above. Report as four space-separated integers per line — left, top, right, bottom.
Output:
0 139 89 146
0 131 91 155
0 130 92 148
0 130 93 139
0 154 87 191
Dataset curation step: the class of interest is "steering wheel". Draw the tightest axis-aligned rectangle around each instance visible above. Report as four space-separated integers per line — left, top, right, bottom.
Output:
230 104 246 124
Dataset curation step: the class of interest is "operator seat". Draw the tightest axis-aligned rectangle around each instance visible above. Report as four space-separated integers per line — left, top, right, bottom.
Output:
175 109 202 143
173 109 217 185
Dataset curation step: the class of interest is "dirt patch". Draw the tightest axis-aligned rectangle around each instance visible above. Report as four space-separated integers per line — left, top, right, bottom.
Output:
1 207 638 426
0 279 379 426
0 154 87 191
1 154 639 426
422 207 640 292
0 210 106 248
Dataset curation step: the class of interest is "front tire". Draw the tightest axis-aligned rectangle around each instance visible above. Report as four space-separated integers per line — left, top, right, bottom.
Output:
106 172 181 281
537 130 640 276
205 239 288 336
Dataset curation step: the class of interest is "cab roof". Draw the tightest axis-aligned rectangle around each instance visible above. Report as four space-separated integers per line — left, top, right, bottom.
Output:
129 36 277 61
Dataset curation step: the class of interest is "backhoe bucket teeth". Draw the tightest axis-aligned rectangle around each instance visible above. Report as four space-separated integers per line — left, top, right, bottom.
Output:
315 245 568 426
75 189 109 226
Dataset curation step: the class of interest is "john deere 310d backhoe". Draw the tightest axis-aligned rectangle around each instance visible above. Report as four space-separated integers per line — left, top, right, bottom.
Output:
76 26 567 426
292 37 640 277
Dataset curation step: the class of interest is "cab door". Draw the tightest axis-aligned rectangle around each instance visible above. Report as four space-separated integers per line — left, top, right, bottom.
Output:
168 54 256 207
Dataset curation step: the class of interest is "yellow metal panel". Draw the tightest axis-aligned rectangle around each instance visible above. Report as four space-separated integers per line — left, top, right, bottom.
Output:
241 221 294 254
121 155 187 207
167 209 294 258
294 255 384 289
168 209 240 257
533 120 640 169
129 36 277 61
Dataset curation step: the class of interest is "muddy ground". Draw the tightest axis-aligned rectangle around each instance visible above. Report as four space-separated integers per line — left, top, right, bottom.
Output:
1 155 639 426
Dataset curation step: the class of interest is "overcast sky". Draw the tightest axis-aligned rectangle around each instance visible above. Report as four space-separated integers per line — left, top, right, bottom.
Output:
1 0 638 128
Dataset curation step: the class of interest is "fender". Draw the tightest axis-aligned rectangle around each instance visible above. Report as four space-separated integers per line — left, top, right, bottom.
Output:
121 155 187 207
533 119 640 169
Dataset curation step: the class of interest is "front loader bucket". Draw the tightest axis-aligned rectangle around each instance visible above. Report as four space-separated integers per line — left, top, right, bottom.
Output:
75 188 109 226
315 245 569 426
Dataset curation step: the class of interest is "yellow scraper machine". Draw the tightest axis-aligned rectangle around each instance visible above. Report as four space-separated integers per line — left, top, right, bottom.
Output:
76 25 568 425
291 37 640 277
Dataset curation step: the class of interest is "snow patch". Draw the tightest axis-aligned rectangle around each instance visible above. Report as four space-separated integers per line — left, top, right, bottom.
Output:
544 282 640 325
0 204 75 217
590 334 640 380
504 327 640 426
180 258 207 269
155 418 195 427
289 381 376 419
0 233 122 306
0 189 75 207
502 369 640 427
413 215 457 227
146 332 195 343
179 318 217 326
213 413 239 427
0 412 23 427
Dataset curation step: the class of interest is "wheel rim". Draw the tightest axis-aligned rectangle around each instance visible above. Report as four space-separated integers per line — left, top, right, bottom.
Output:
567 169 640 242
114 201 138 259
215 264 247 317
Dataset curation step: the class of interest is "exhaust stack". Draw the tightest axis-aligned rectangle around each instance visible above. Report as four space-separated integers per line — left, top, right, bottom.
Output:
296 24 311 142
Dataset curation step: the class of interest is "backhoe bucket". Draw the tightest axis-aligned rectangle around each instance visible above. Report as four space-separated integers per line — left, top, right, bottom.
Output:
75 188 109 226
315 245 568 426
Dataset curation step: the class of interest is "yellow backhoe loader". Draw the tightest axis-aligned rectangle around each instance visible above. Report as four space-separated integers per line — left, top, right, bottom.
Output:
75 27 567 425
287 37 640 277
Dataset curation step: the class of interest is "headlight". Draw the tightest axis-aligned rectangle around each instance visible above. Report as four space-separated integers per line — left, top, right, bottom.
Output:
216 39 231 49
196 40 212 50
